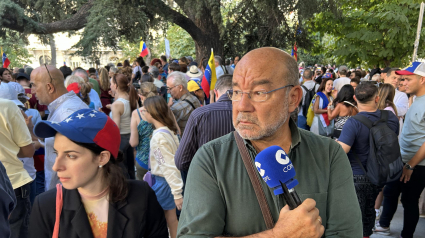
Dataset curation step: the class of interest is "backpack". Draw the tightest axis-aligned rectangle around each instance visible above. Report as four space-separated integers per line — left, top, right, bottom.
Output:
300 84 317 117
352 110 403 187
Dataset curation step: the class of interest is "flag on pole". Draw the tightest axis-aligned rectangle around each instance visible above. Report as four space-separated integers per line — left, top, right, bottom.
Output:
139 39 149 57
291 42 297 62
1 47 10 68
201 49 217 98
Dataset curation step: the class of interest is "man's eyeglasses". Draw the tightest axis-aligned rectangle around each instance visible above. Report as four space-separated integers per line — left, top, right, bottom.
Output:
227 84 294 102
167 85 178 91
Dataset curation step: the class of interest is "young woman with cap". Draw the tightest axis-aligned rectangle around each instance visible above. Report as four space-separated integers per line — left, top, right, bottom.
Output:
141 96 183 238
29 108 168 238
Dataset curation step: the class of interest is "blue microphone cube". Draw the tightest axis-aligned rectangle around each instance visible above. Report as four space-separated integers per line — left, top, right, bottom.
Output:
254 145 298 195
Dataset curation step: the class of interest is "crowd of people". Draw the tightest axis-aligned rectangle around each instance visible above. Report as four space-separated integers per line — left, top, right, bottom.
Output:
0 47 424 238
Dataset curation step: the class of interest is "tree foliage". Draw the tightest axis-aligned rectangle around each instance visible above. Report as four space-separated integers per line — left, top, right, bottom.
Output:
0 0 322 61
307 0 425 67
0 33 33 68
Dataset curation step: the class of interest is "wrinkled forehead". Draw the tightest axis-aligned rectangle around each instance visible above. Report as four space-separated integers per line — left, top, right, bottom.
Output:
233 63 286 90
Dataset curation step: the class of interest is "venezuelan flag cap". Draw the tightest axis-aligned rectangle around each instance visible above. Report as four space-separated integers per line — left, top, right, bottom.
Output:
396 62 425 77
34 108 121 158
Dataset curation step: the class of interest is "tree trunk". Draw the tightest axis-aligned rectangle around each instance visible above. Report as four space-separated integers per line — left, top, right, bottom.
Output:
48 34 57 67
194 32 222 63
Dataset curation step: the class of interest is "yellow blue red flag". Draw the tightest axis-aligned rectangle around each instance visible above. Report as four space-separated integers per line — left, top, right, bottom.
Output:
201 49 217 98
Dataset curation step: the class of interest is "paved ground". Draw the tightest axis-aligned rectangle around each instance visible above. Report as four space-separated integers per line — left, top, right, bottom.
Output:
371 205 425 238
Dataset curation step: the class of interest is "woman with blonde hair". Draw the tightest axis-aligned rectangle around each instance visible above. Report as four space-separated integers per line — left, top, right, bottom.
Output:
98 67 113 114
377 83 398 115
65 75 95 109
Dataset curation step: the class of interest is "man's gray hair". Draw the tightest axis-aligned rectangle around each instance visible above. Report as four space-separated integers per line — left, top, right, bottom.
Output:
168 71 188 89
149 66 160 78
214 56 223 65
302 68 313 80
215 74 233 93
64 75 84 88
109 67 118 73
72 69 89 81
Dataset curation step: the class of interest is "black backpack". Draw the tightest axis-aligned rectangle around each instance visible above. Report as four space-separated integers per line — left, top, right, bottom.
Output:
300 84 317 117
352 110 403 187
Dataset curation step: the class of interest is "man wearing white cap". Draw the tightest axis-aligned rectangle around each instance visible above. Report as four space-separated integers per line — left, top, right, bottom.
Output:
375 62 425 238
0 82 35 238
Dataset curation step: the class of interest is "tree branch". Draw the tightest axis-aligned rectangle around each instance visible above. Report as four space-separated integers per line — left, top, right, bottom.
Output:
146 0 202 41
1 0 94 34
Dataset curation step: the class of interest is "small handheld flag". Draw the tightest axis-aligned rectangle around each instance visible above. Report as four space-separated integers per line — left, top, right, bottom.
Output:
139 39 149 57
201 48 217 98
1 47 10 68
291 42 297 62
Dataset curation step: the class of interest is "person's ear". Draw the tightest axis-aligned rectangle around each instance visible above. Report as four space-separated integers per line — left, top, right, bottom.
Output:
98 151 111 167
214 89 218 99
288 86 302 113
353 95 358 102
375 95 380 103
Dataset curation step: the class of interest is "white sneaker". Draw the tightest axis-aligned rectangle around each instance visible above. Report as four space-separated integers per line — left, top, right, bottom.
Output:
373 222 390 236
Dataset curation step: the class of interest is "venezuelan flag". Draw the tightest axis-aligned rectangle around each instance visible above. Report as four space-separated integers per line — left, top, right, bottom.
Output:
1 47 10 68
201 49 217 98
291 42 297 62
139 40 149 57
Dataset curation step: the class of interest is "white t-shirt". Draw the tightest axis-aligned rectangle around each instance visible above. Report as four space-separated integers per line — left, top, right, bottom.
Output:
333 77 351 92
132 66 142 75
298 80 320 117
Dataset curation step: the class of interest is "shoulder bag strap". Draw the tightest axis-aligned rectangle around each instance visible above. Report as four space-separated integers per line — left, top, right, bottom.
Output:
352 114 373 129
183 99 196 110
52 183 63 238
233 131 274 230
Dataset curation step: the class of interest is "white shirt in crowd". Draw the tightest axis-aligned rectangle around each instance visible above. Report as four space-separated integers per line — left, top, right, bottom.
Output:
88 88 102 110
216 66 225 79
298 80 320 117
333 76 351 92
150 127 183 200
394 89 409 135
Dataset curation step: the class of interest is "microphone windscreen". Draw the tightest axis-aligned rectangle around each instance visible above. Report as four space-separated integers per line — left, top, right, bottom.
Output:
255 145 298 194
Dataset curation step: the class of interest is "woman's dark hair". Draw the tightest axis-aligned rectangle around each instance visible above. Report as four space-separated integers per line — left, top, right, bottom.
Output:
112 73 138 112
317 78 333 94
179 57 189 65
179 63 188 73
123 60 130 68
141 74 154 83
169 63 180 72
333 84 356 107
144 96 178 134
136 57 146 67
71 141 128 203
0 68 11 78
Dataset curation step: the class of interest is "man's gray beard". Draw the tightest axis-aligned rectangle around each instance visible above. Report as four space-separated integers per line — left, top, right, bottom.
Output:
235 97 290 140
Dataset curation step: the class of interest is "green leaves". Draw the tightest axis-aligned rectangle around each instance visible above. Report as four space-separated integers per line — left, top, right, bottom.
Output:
307 0 424 67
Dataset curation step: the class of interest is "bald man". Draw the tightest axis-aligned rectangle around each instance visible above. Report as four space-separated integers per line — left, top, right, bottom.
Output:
30 65 88 190
177 48 362 238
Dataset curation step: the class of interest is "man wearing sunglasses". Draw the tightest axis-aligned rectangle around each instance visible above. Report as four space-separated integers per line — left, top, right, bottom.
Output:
29 65 88 191
178 47 361 238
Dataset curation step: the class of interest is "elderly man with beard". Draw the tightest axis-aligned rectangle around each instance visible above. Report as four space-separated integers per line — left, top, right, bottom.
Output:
177 47 361 238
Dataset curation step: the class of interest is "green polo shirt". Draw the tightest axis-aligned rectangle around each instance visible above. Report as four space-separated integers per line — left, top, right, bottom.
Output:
177 119 362 238
89 78 101 96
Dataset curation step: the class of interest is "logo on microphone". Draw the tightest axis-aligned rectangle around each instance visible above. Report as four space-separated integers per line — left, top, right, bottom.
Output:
276 150 290 165
255 162 265 176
